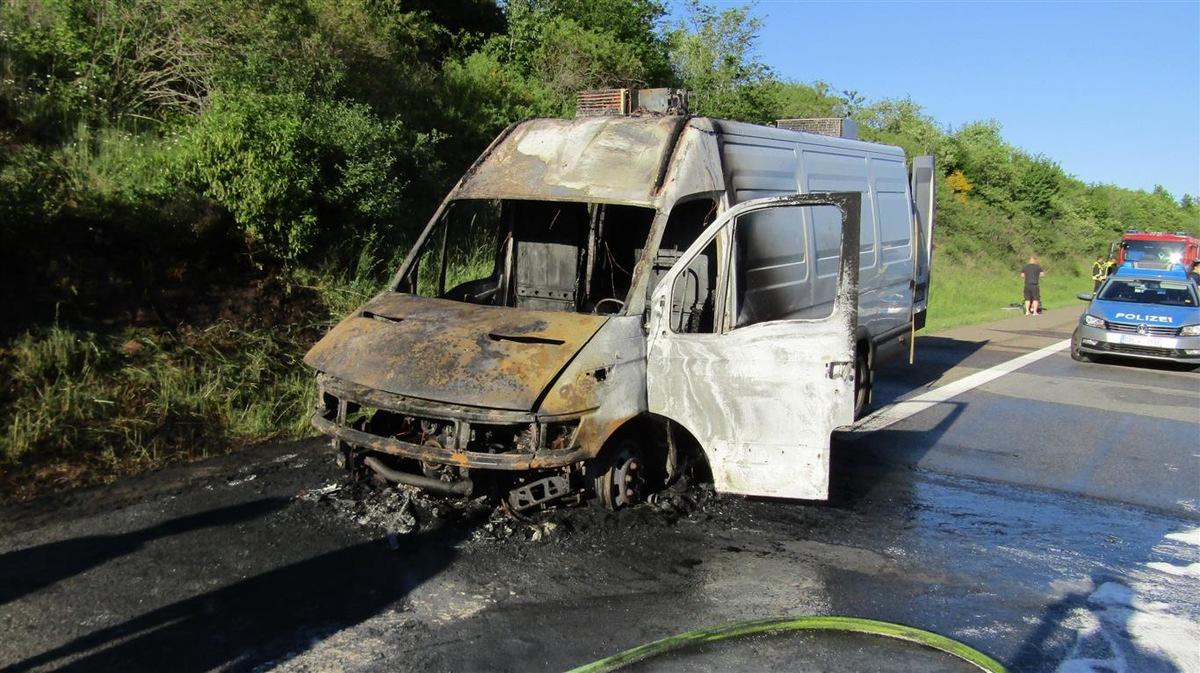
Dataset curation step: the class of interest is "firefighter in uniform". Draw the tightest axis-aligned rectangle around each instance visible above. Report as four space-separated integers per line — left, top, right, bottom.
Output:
1091 256 1114 292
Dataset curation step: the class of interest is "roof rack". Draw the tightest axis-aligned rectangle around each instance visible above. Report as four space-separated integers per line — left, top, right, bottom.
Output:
576 88 690 117
774 118 859 140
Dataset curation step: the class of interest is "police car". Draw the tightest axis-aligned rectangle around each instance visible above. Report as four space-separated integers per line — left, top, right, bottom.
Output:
1071 262 1200 365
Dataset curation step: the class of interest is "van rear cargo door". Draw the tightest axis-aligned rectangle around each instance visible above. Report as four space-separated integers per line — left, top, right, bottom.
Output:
646 193 860 500
910 155 936 324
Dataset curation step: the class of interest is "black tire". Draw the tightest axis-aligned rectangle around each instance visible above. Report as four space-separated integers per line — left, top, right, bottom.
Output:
853 348 871 420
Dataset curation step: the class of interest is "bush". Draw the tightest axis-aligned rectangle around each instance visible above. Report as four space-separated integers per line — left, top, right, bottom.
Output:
177 90 443 265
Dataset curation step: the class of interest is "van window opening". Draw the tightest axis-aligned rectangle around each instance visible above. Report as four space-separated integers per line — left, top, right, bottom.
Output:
402 199 655 314
736 206 834 326
652 198 719 332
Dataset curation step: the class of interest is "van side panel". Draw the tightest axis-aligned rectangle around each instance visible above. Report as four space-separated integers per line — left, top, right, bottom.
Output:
869 158 916 341
800 149 873 323
803 152 876 270
723 141 800 199
716 123 916 354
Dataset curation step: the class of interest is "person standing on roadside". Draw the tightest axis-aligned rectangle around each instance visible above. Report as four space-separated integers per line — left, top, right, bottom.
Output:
1021 254 1045 315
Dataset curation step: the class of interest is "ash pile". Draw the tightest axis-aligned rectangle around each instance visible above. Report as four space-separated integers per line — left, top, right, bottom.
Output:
297 475 721 546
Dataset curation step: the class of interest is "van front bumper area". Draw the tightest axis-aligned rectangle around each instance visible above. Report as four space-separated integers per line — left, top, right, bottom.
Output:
311 374 591 472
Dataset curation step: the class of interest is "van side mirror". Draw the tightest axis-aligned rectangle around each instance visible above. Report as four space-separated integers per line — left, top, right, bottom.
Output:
1076 292 1094 301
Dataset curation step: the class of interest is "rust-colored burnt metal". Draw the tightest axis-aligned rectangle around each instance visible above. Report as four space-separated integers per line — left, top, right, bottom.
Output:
304 289 633 482
310 370 598 471
453 116 689 206
304 293 608 412
576 89 630 116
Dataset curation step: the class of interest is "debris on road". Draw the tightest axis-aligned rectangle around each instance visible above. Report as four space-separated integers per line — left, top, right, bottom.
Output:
293 470 723 547
226 474 258 487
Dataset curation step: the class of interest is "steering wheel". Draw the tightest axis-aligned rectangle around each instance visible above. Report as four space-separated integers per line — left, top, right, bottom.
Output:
592 298 626 315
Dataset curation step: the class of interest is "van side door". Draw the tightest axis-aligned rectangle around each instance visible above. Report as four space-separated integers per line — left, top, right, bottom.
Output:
646 193 861 500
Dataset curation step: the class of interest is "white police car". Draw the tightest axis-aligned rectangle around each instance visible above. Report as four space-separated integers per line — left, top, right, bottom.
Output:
1071 262 1200 365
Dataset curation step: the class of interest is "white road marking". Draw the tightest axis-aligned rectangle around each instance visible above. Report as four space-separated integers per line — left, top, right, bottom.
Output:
848 339 1071 436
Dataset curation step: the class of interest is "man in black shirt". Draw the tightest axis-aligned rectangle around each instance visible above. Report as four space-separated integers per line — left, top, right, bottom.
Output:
1021 255 1044 315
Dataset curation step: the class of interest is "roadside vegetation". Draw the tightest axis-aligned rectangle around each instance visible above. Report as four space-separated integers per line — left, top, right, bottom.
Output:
2 0 1197 503
923 252 1096 333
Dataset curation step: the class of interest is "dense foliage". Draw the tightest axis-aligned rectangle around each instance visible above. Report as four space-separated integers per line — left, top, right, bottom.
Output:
1 0 1196 498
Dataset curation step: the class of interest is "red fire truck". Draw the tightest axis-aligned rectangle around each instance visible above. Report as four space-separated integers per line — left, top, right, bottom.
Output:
1115 230 1200 268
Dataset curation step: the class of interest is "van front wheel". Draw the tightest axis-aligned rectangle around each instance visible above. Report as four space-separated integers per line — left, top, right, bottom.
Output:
590 440 648 511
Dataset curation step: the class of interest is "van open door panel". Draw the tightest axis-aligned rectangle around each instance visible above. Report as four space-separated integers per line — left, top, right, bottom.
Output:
911 155 936 326
646 193 861 500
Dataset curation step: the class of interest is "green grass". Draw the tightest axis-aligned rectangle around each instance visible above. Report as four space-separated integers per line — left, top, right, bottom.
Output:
0 320 316 502
924 251 1090 333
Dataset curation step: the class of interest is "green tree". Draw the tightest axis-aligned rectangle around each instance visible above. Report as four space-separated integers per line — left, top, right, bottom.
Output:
177 90 442 263
856 97 942 158
438 0 675 161
774 80 841 120
515 0 672 86
666 0 778 122
938 120 1018 209
1015 154 1065 221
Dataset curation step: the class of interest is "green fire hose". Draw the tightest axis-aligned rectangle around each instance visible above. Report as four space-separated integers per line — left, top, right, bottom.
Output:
565 615 1007 673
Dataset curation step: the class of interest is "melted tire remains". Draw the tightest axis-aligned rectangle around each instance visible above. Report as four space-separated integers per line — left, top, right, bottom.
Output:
592 440 649 511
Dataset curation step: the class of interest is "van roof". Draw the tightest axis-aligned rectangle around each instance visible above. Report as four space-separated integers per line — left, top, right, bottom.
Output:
453 115 909 207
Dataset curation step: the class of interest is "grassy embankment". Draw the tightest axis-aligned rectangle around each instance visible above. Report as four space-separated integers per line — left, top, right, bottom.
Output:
0 252 1089 503
0 265 383 504
924 252 1089 332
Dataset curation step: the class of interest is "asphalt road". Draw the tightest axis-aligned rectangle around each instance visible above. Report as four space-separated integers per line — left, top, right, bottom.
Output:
1 305 1197 673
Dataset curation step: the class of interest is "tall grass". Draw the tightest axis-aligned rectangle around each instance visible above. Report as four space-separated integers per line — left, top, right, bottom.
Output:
298 234 407 324
300 230 499 322
924 251 1089 332
0 320 315 502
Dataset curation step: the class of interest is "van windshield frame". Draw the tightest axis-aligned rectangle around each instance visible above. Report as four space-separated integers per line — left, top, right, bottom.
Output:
395 198 656 315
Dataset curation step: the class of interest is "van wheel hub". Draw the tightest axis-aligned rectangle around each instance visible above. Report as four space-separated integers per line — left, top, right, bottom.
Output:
595 443 646 510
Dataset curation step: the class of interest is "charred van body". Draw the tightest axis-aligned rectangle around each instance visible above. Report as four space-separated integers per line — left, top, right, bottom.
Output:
305 106 935 511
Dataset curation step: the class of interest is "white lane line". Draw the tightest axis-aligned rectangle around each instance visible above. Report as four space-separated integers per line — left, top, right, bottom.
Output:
846 338 1071 437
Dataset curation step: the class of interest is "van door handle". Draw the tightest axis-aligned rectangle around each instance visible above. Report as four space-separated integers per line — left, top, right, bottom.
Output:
826 361 852 380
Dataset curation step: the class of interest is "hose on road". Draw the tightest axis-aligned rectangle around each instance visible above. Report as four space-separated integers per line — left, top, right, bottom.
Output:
564 615 1007 673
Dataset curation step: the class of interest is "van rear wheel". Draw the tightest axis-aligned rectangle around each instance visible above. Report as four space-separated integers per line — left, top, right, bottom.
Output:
853 349 871 420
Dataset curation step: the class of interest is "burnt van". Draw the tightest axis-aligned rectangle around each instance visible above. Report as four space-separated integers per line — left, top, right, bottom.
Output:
304 100 935 510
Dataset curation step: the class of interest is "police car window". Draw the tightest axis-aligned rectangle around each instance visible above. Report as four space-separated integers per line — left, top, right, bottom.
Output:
1159 282 1197 306
1101 280 1197 305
